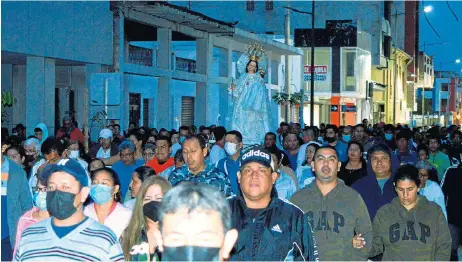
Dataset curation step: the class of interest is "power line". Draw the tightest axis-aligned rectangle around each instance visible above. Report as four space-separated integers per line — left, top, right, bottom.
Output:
446 0 459 22
422 0 441 38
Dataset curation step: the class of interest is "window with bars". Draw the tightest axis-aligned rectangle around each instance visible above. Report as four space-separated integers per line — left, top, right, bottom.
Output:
181 97 195 126
143 98 149 127
246 0 255 11
265 0 273 11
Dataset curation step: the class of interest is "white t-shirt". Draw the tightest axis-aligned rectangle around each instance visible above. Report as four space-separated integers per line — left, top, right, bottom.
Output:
84 202 132 239
96 146 111 159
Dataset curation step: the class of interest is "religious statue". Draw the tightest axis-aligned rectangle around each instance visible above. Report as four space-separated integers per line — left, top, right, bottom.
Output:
229 43 271 145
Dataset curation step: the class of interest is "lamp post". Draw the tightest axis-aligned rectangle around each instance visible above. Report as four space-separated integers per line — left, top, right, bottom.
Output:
284 2 314 127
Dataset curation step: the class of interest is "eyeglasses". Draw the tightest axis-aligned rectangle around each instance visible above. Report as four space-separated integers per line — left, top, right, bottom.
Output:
32 187 47 193
25 149 36 154
419 174 429 179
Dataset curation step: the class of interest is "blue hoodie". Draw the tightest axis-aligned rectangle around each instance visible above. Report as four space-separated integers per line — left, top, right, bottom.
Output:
352 171 397 220
34 122 49 144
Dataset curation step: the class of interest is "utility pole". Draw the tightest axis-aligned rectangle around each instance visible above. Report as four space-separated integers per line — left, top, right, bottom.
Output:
310 0 315 127
393 9 398 125
284 2 291 122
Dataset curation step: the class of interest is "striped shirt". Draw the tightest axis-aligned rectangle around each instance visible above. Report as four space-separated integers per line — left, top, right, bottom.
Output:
14 217 124 261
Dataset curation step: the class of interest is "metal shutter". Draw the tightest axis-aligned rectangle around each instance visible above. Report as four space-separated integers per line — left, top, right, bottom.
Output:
181 97 195 126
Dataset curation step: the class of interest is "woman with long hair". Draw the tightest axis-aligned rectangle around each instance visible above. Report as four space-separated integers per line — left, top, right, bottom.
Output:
121 176 172 261
124 166 156 210
84 167 132 239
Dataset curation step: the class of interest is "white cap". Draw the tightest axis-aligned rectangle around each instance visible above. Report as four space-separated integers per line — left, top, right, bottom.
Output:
99 128 113 139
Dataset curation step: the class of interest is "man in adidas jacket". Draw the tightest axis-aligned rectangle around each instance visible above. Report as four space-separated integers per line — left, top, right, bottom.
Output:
228 146 318 261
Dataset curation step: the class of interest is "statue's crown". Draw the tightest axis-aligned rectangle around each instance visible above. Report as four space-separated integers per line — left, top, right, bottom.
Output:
247 43 265 62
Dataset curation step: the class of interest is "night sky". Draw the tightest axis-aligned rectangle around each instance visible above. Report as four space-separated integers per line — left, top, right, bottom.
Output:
420 1 462 73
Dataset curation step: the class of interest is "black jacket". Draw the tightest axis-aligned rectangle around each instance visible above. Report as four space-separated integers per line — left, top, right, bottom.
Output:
228 190 318 261
442 164 462 228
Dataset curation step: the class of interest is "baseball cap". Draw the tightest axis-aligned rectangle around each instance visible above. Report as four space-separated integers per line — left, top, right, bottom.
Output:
99 128 113 139
40 159 89 187
240 145 273 169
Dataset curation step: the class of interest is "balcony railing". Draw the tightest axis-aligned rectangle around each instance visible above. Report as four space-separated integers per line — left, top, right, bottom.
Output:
128 45 153 66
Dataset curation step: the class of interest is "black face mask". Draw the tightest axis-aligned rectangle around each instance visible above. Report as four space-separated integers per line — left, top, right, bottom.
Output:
143 201 161 222
325 137 336 143
162 246 220 261
24 155 36 165
46 190 78 220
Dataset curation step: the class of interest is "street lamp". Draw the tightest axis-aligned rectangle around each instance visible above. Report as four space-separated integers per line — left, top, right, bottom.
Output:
423 5 433 13
456 59 461 64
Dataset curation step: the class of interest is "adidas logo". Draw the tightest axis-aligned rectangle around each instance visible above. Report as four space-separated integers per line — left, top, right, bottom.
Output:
271 224 282 233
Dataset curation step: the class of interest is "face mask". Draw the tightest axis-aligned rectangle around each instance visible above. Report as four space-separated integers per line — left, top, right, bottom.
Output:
224 142 238 156
162 246 220 262
143 201 161 222
69 150 80 159
180 136 186 144
33 191 47 211
90 184 113 204
24 155 36 164
385 133 393 141
342 135 351 142
46 190 78 220
325 137 336 143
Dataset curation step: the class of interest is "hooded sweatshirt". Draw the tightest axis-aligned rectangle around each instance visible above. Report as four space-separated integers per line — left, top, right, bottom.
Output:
34 123 48 144
290 179 372 261
370 196 451 261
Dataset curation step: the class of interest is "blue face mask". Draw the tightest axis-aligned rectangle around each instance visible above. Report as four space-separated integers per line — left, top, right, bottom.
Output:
385 133 393 141
90 184 114 204
33 191 47 211
179 136 186 144
342 135 351 142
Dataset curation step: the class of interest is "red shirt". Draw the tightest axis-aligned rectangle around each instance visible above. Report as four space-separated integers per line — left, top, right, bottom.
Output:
56 128 85 144
146 157 175 174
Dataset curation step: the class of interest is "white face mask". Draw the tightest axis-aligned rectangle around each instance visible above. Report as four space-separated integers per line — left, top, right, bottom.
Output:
224 142 238 156
69 150 80 159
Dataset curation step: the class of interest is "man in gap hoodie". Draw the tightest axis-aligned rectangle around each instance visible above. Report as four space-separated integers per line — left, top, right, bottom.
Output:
291 146 372 261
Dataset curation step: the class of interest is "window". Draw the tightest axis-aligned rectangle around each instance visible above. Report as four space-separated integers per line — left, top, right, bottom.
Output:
143 98 149 127
265 0 273 11
129 93 141 126
442 83 449 92
346 52 355 77
246 0 255 11
181 97 195 126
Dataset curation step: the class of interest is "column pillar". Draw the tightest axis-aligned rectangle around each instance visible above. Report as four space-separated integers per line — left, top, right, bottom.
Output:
25 57 55 137
196 38 213 126
157 28 172 129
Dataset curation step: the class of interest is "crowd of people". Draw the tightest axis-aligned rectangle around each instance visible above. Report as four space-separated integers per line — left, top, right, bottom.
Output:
1 117 461 261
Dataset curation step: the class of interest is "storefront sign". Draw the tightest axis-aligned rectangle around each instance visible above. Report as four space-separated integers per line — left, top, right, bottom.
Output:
304 65 328 82
342 105 357 112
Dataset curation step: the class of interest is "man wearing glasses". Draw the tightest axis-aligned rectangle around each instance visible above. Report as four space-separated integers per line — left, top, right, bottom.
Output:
111 141 144 200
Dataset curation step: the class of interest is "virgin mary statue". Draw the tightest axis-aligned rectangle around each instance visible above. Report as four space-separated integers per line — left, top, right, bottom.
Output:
229 44 271 145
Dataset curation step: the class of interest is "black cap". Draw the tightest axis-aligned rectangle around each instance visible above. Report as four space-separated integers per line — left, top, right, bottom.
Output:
15 124 25 130
241 146 273 169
